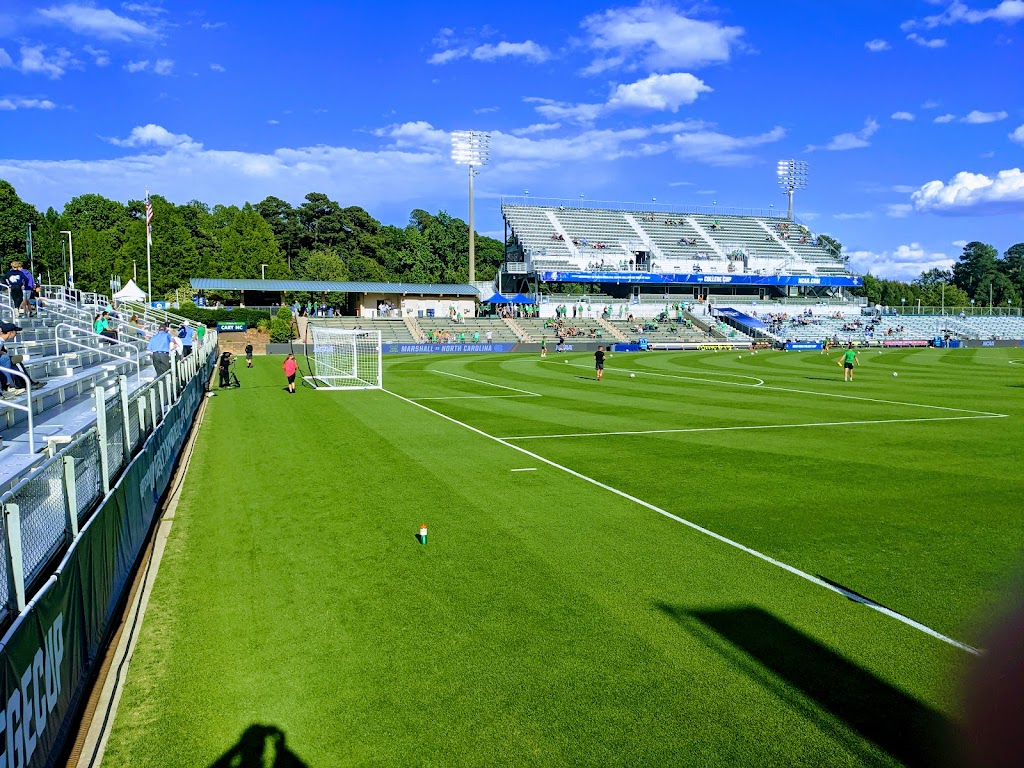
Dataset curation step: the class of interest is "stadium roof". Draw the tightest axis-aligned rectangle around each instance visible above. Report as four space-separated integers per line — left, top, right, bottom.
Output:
190 279 479 296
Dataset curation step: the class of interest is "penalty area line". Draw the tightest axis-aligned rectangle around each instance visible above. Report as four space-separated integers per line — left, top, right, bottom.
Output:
383 387 980 656
431 369 542 397
500 413 1007 441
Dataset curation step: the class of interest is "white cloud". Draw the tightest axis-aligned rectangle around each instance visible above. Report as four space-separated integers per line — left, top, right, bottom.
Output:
153 58 173 75
887 203 914 218
865 39 890 51
1011 124 1024 144
671 126 786 166
0 49 11 68
83 45 109 66
580 4 745 74
122 2 165 14
921 99 940 109
38 3 159 41
17 45 75 79
904 1 1024 29
200 21 226 30
961 109 1007 124
892 184 916 193
834 211 874 220
429 40 550 65
124 59 148 73
471 40 549 63
906 32 947 47
807 118 879 151
108 123 196 148
891 111 915 121
911 168 1024 215
952 239 968 247
511 122 561 136
527 73 711 125
606 72 712 111
0 98 57 111
210 63 225 73
266 119 279 125
427 48 467 65
847 243 953 281
934 113 956 123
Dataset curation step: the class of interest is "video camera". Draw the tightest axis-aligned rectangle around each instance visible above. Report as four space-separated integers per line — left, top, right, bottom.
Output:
218 351 241 388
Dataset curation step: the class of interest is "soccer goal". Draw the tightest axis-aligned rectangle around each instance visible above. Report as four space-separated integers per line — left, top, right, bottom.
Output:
303 325 382 390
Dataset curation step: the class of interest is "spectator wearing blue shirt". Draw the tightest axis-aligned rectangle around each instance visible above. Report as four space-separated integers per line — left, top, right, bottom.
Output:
177 320 195 358
17 265 35 316
147 322 178 376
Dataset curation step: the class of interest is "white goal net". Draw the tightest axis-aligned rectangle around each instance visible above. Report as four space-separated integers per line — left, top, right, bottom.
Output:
303 326 382 390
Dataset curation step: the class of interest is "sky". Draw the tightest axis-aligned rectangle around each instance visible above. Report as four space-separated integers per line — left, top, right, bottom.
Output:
0 0 1022 281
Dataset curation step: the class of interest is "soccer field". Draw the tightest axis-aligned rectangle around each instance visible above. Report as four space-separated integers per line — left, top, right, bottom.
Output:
102 347 1022 767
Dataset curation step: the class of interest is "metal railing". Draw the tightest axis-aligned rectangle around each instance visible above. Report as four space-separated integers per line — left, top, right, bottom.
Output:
0 334 216 625
54 323 143 381
0 366 34 454
501 196 789 219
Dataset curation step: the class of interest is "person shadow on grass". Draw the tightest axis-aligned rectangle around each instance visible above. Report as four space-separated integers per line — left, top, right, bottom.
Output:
208 724 309 768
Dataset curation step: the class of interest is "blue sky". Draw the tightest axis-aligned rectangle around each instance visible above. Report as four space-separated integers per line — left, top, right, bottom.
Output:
0 0 1022 280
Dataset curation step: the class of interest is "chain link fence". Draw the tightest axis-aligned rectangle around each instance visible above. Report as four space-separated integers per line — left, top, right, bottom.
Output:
104 392 126 483
9 458 68 588
68 431 103 524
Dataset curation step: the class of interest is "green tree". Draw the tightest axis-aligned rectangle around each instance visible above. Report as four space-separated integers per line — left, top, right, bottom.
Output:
952 241 999 298
297 248 348 282
0 181 42 263
999 243 1024 299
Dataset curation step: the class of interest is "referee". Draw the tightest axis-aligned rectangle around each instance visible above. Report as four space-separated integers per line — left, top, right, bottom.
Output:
147 322 177 376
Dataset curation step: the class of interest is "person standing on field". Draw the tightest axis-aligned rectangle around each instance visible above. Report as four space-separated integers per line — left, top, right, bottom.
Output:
594 345 605 381
245 343 254 368
837 344 859 381
283 353 298 394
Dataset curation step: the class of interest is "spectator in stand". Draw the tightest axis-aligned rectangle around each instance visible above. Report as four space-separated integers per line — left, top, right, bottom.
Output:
177 320 195 357
3 262 28 318
147 322 177 377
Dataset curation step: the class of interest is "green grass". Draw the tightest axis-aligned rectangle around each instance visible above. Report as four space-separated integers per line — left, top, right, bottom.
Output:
103 347 1023 767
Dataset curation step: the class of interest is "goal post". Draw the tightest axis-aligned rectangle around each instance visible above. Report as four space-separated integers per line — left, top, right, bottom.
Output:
303 325 382 390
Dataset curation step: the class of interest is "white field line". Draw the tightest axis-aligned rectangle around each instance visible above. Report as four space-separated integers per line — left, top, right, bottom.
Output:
411 394 535 401
1009 359 1024 366
500 413 1007 441
384 387 981 656
431 369 541 397
548 360 1007 418
510 468 537 472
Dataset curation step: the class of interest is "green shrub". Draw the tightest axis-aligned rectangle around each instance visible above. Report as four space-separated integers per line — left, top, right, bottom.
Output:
270 317 294 343
276 305 293 322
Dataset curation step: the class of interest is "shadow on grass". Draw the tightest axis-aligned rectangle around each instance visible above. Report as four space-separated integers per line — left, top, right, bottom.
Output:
656 603 959 767
208 724 309 768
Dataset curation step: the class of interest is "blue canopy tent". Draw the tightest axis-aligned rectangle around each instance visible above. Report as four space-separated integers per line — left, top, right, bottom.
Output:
508 293 532 304
483 293 511 303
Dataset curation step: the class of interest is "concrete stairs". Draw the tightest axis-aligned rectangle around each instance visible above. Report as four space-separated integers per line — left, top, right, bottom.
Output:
597 317 629 342
504 317 530 341
404 315 424 342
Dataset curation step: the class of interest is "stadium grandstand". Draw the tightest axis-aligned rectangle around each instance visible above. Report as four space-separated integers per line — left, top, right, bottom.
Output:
499 199 858 303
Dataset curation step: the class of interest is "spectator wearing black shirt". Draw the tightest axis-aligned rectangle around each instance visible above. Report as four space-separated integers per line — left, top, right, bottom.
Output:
3 262 28 317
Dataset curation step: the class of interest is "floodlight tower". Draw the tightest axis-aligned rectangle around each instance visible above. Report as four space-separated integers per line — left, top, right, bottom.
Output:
451 130 491 283
776 159 808 219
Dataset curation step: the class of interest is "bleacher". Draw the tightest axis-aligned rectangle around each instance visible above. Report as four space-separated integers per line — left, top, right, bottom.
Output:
417 317 520 343
609 320 711 344
502 204 849 279
515 317 609 342
314 317 416 342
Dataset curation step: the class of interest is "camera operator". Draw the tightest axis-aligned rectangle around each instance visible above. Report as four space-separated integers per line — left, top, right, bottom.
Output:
218 350 234 388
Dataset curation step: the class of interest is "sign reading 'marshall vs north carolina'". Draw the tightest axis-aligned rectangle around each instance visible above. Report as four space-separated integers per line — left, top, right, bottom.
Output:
0 614 64 767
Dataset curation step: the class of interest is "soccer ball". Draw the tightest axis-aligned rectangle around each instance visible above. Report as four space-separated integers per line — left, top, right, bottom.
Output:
629 373 635 378
892 372 898 377
738 355 742 359
565 360 569 363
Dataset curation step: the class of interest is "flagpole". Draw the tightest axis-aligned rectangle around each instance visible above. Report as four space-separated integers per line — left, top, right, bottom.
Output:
145 189 153 306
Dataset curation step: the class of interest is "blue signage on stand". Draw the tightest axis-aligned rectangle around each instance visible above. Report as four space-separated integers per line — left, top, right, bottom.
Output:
538 271 862 287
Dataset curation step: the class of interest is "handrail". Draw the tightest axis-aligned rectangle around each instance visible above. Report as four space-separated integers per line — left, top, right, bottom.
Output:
54 323 143 381
0 366 34 454
121 300 190 328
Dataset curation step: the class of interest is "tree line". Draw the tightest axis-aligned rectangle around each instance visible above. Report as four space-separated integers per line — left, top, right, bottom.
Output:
0 180 504 300
1 179 1020 307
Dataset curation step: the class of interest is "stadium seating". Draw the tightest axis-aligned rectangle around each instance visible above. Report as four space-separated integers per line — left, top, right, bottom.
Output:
417 317 520 343
502 205 848 279
314 317 417 342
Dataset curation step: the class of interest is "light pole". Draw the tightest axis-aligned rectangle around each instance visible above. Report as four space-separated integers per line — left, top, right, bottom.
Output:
60 230 74 291
777 159 808 219
25 223 34 275
451 130 491 284
261 263 269 280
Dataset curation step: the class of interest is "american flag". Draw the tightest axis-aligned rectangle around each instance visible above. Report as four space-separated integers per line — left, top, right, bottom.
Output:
145 193 153 246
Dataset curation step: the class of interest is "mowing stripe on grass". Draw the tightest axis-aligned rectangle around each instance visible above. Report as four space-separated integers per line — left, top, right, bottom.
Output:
383 386 982 656
548 360 1007 417
411 395 537 401
500 414 1007 441
430 369 542 396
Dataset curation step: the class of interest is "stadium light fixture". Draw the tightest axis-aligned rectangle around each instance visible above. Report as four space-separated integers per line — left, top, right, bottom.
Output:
451 130 491 284
776 159 808 219
60 230 74 290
